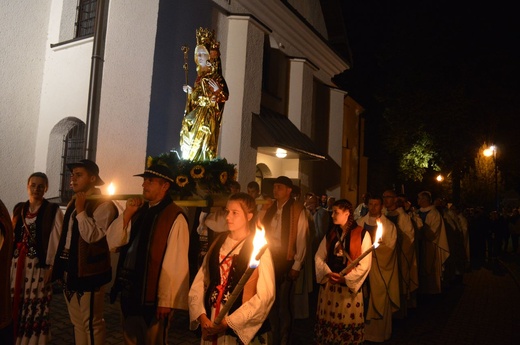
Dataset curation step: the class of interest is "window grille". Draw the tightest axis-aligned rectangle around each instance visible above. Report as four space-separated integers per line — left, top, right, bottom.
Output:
60 123 86 202
75 0 97 38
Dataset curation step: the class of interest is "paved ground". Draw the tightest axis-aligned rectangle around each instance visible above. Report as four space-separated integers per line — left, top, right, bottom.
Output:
49 252 520 344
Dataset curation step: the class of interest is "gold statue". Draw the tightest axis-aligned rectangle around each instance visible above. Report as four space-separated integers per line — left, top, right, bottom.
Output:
179 28 229 161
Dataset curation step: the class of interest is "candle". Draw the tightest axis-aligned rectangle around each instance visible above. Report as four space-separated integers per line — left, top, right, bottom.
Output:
339 218 383 275
213 227 268 325
107 182 116 195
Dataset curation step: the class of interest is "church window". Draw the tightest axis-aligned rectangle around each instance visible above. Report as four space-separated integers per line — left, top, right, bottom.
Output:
75 0 97 38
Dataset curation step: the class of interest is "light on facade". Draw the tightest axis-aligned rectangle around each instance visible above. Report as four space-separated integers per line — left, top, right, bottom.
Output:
276 148 287 158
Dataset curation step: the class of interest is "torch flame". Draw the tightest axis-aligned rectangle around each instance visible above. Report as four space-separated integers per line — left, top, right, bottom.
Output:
374 218 383 248
107 182 116 196
249 226 268 268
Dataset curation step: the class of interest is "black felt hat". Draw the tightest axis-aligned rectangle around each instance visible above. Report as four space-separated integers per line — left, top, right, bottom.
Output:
134 164 175 184
273 176 293 188
67 159 105 186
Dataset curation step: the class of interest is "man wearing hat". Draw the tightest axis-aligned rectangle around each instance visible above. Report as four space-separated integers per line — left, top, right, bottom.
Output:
52 159 118 345
261 176 309 345
107 164 189 345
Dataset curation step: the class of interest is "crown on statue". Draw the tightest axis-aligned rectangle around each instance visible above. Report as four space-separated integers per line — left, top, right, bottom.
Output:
196 27 220 50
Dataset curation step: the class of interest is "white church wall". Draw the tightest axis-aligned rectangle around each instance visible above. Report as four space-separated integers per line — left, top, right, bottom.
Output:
34 0 93 198
219 15 266 187
95 0 160 194
0 0 52 210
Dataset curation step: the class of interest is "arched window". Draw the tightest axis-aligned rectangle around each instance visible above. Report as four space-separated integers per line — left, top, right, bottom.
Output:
47 118 86 204
60 123 86 201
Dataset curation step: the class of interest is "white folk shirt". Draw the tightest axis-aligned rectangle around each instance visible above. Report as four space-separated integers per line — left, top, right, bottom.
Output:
65 201 117 249
106 205 190 310
268 200 309 271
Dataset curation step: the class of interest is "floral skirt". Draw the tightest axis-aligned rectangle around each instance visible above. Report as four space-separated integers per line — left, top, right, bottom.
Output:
11 256 52 345
314 283 365 345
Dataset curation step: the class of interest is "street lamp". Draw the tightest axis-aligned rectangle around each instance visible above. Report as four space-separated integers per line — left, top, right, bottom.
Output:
483 145 498 210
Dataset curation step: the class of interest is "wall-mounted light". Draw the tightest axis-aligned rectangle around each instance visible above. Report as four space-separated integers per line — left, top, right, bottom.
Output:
276 148 287 158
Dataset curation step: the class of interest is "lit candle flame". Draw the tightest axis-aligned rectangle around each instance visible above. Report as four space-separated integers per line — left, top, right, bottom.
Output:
374 218 383 248
107 182 116 196
249 226 268 268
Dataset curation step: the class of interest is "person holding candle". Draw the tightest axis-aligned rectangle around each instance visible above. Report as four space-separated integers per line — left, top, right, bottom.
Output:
52 159 118 345
314 199 372 344
11 172 64 345
357 195 400 342
189 192 275 345
107 164 190 345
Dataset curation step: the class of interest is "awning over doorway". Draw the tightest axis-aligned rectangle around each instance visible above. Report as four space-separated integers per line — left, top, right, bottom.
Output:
251 108 327 160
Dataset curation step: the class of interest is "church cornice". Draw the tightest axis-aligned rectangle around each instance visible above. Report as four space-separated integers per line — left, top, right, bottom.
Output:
235 0 350 85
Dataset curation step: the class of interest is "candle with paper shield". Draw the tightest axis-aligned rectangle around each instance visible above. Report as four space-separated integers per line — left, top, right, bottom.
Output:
339 218 383 275
213 227 268 325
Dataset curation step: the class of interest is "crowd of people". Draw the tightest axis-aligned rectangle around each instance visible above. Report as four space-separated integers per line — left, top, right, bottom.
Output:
1 159 519 345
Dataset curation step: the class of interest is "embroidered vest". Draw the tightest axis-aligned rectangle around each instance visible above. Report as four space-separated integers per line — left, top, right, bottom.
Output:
12 199 59 267
144 202 185 304
115 196 186 307
54 195 117 291
326 225 366 273
204 231 269 338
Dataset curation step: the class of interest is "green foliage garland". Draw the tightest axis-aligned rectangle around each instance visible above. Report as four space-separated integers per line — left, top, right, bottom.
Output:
146 152 237 199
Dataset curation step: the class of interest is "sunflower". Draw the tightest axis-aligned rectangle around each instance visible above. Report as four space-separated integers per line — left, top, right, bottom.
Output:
219 171 228 184
190 165 205 179
176 175 190 188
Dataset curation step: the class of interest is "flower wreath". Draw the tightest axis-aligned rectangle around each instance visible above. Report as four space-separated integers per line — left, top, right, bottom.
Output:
146 152 237 198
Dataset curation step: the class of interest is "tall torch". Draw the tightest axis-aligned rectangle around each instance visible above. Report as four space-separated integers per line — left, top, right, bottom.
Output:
213 227 268 325
340 218 383 275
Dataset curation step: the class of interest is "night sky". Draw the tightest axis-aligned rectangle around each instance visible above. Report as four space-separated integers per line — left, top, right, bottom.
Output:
340 0 520 193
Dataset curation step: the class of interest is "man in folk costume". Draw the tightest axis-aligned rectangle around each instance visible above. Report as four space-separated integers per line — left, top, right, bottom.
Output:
52 159 118 345
107 164 189 345
383 189 418 318
414 191 450 294
0 199 14 345
357 195 400 342
261 176 309 345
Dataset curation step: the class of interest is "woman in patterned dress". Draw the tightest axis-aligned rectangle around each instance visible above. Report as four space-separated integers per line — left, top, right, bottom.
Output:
314 199 372 345
11 172 63 345
189 192 275 344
